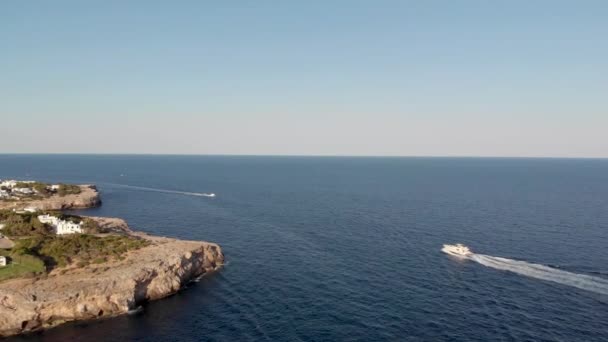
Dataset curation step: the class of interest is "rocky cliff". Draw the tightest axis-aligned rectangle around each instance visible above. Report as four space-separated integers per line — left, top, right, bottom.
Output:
0 235 224 337
0 185 101 210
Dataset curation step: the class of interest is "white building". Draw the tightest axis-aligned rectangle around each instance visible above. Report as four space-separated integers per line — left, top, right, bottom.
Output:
0 180 37 189
0 256 7 267
38 214 60 226
56 221 83 235
48 184 61 191
12 188 35 195
37 214 83 235
0 180 17 188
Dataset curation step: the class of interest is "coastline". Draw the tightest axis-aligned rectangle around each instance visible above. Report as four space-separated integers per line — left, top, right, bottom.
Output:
0 183 224 337
0 185 101 211
0 232 224 337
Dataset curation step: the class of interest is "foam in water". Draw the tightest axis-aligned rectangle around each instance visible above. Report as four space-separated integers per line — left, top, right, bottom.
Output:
469 253 608 296
127 306 144 315
103 183 216 198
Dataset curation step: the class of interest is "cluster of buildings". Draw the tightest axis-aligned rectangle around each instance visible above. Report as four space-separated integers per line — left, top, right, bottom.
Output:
37 214 84 235
0 180 84 268
0 179 61 200
0 179 35 199
0 212 83 268
0 208 84 236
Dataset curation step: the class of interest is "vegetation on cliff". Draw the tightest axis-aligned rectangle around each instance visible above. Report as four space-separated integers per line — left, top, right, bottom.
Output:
0 235 151 282
0 210 101 237
56 184 82 196
0 252 45 282
14 234 150 268
0 211 51 236
0 184 100 211
0 238 223 337
0 181 83 202
0 181 223 337
0 209 150 282
15 182 51 196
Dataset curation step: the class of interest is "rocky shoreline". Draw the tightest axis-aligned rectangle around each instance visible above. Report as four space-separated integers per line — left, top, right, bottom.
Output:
0 185 101 211
0 234 224 337
0 184 224 338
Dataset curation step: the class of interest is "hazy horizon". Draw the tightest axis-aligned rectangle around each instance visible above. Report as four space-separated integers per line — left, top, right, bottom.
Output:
2 1 607 158
1 153 607 160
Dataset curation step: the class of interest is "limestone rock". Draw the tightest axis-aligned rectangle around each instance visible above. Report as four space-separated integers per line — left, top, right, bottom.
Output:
0 235 224 337
0 185 101 211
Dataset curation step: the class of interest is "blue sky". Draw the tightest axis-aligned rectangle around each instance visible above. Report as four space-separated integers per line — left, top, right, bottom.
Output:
1 1 606 157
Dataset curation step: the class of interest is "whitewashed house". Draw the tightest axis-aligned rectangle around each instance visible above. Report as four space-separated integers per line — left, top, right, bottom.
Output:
37 214 83 235
0 180 17 188
56 221 83 235
38 214 60 226
1 180 37 189
13 188 35 195
0 256 7 267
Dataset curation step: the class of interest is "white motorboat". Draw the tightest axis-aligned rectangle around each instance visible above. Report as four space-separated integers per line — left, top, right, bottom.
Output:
441 243 472 258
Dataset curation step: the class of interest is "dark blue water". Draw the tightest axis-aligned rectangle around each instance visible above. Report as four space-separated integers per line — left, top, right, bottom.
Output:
2 155 607 341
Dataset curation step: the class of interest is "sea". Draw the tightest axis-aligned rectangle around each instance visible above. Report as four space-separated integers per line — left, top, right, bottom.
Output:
1 155 607 342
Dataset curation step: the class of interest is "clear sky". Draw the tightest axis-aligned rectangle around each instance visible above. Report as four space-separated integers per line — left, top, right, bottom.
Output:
1 1 606 157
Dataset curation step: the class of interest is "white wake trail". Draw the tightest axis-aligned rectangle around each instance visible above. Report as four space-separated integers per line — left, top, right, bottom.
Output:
104 183 216 198
470 254 608 296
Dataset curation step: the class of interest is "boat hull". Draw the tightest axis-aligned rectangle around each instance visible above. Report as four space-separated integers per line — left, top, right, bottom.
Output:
441 244 472 258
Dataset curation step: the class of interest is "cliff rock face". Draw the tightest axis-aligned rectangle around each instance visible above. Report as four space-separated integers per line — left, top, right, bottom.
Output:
0 185 101 210
0 236 223 337
87 216 131 234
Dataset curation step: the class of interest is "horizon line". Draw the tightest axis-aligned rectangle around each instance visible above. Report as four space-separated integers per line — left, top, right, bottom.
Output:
0 152 606 160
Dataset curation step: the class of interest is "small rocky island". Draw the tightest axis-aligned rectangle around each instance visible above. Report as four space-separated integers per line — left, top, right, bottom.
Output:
0 179 224 337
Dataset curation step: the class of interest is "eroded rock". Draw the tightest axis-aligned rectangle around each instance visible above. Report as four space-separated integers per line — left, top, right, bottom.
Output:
0 236 223 337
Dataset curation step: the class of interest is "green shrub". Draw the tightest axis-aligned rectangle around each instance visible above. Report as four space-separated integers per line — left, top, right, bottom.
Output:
14 234 150 269
57 184 81 197
0 253 46 282
0 211 52 237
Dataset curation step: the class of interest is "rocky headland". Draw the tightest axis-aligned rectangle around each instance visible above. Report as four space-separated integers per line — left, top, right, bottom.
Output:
0 232 224 337
0 184 224 337
0 185 101 211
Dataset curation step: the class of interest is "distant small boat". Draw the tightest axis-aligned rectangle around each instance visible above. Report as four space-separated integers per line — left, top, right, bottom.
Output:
201 193 216 198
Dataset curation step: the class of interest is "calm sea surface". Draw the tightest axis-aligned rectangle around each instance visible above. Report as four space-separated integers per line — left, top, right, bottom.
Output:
1 155 607 342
